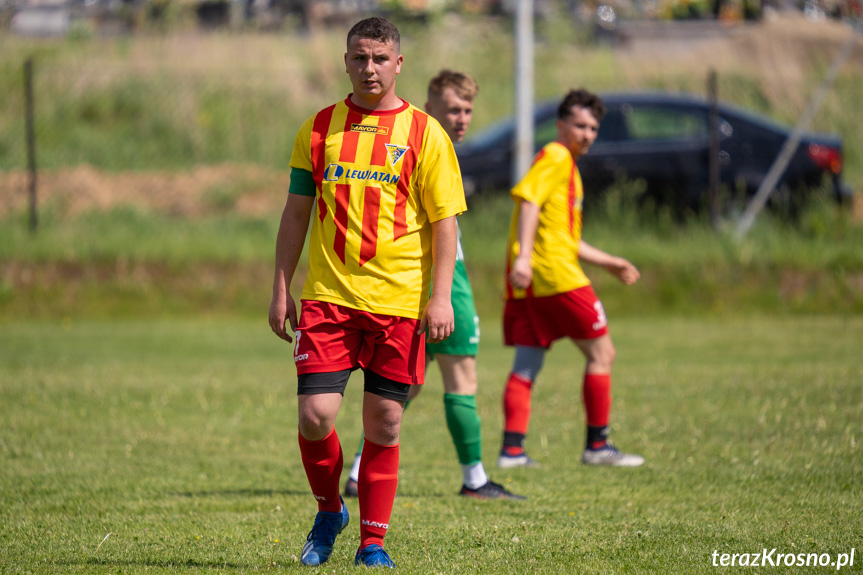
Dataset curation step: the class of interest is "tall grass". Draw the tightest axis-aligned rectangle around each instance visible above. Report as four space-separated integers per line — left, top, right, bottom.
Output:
459 192 863 317
2 191 859 269
1 192 861 319
0 57 301 170
0 13 861 187
0 205 279 263
460 190 863 269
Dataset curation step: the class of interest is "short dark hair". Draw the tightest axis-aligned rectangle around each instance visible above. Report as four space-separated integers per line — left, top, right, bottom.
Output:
347 17 400 51
557 88 606 122
427 69 479 102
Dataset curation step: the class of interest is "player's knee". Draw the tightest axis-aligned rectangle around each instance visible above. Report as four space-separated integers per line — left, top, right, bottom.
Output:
599 344 617 365
589 342 616 371
453 380 478 396
443 372 477 395
296 371 349 439
438 355 478 395
297 409 335 440
369 414 401 440
604 343 617 366
363 370 409 444
363 405 402 445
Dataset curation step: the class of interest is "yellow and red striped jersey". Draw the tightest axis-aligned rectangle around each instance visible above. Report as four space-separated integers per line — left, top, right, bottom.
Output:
290 96 466 319
505 141 590 300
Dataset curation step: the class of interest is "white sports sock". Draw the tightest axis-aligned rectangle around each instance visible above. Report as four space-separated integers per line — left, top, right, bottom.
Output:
349 455 362 482
461 462 488 490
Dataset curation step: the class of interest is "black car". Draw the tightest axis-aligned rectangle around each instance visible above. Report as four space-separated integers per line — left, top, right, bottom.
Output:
456 92 849 214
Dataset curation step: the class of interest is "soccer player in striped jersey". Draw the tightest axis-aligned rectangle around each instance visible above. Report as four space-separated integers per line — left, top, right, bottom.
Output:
498 88 645 470
343 70 524 501
268 17 466 569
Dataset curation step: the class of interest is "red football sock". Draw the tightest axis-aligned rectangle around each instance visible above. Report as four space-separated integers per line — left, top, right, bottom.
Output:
358 439 399 550
582 373 612 447
502 372 533 450
298 427 343 513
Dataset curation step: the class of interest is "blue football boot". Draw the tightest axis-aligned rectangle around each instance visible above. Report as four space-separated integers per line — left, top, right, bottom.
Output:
354 544 396 568
300 496 349 566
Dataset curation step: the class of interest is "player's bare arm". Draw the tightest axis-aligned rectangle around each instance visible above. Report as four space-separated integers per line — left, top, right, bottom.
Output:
268 193 315 343
577 240 640 286
509 200 541 290
419 215 457 343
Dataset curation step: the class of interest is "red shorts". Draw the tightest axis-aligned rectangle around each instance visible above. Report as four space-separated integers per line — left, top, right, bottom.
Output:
294 300 426 385
503 285 609 348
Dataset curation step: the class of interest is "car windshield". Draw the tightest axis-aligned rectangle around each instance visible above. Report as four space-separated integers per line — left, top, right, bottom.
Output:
624 106 708 140
461 95 794 151
719 101 788 135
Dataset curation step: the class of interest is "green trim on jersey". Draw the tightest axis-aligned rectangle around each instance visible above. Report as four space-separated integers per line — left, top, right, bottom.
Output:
289 167 315 197
427 259 480 357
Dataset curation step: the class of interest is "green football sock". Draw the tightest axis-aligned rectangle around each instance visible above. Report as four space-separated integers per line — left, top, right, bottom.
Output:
354 399 411 457
443 393 482 466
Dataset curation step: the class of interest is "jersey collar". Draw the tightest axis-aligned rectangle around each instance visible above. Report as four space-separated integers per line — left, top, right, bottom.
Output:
345 94 410 116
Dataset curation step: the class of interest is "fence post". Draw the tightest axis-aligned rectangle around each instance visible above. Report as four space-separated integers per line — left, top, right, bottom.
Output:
708 68 720 230
24 57 38 233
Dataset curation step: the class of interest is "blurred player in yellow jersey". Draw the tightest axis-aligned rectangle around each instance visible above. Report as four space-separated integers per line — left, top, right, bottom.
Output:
344 70 524 501
498 88 645 469
268 17 465 569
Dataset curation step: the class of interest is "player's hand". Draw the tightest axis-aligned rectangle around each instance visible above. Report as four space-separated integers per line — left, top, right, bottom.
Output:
268 294 298 343
418 295 454 343
606 258 640 285
508 255 533 290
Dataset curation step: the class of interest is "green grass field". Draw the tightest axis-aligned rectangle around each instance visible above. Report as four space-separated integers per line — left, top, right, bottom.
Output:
2 315 861 573
2 10 862 573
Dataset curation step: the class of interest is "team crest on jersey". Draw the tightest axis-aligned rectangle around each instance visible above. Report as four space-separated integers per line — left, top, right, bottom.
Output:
351 123 390 135
385 143 409 166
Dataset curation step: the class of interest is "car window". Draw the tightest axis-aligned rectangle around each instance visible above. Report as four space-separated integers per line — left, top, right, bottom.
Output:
596 111 625 142
623 105 708 140
533 110 622 147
